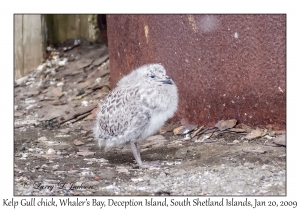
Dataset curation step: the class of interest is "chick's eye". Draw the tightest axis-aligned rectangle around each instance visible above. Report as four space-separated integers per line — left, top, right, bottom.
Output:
150 75 155 78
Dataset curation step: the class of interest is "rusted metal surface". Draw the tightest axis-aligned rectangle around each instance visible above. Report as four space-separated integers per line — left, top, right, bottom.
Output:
106 15 286 129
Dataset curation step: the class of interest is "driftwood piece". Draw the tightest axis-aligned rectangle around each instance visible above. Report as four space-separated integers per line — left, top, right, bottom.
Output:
57 104 98 124
65 112 90 124
92 54 109 66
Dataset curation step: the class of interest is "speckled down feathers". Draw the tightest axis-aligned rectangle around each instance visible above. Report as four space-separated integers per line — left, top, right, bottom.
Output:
94 63 178 148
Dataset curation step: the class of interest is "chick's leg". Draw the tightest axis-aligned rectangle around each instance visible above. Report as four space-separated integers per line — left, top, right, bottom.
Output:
130 142 160 168
135 142 141 160
130 141 144 168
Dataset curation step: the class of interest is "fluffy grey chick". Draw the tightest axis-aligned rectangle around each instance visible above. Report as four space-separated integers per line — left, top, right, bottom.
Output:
94 63 178 168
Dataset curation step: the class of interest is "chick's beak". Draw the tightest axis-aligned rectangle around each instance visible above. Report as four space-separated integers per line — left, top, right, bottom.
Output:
160 76 173 85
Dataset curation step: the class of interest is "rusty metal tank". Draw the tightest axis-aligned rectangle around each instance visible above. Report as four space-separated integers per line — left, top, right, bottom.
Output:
106 14 286 129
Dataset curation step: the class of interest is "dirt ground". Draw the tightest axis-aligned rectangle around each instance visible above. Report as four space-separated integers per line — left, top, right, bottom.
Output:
14 41 286 196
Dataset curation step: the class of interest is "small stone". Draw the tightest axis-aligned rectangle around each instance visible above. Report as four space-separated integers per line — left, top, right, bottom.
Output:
41 164 48 169
273 134 286 146
15 176 28 183
25 81 33 86
174 159 182 165
25 99 36 104
26 104 36 110
116 168 129 173
173 124 198 135
57 82 64 87
52 165 59 170
131 178 143 182
195 133 213 142
59 58 68 66
160 123 179 133
15 75 28 85
38 136 48 141
264 135 273 140
55 134 71 138
232 140 240 144
74 139 85 146
81 130 87 134
14 112 24 117
183 134 191 141
96 78 102 83
74 182 83 186
36 63 47 72
46 148 56 155
21 153 29 158
98 158 109 163
215 119 237 131
259 190 269 194
81 100 88 106
94 176 101 181
245 129 263 140
77 151 95 156
17 144 25 151
37 175 44 182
